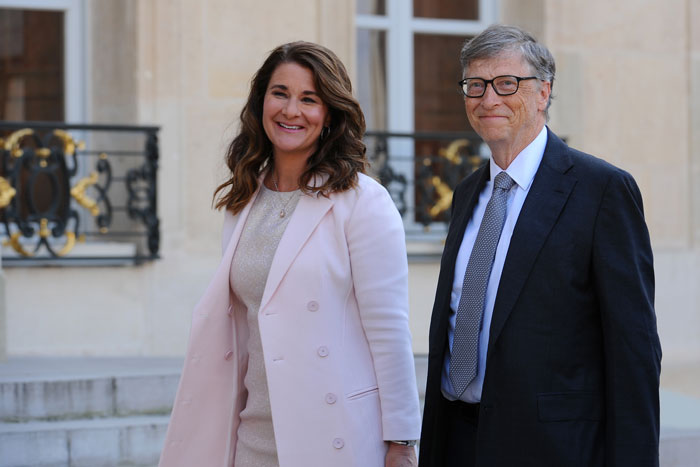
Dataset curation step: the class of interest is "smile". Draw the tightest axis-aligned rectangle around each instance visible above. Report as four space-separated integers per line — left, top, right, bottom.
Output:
278 122 302 130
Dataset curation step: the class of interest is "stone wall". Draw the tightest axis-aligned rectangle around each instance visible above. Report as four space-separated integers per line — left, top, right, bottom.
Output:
500 0 700 363
4 0 356 356
4 0 698 363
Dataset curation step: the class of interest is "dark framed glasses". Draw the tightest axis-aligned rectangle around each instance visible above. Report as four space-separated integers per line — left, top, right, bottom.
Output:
458 75 539 98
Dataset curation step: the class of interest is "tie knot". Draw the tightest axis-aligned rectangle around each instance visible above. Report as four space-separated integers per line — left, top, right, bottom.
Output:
494 171 515 191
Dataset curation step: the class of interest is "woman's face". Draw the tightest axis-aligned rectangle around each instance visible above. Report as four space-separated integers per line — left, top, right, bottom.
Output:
262 62 330 163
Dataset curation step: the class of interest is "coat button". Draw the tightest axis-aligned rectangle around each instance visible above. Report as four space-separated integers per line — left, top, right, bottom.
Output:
317 346 329 357
224 350 233 360
332 438 344 449
307 300 319 312
325 393 337 404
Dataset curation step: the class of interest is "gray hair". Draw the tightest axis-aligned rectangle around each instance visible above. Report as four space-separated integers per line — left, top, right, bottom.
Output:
460 25 556 117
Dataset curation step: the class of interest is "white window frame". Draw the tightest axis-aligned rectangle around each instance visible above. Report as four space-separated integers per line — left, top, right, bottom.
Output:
0 0 86 123
356 0 498 241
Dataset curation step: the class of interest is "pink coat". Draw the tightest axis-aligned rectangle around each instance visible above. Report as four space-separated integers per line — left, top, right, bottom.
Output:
159 174 421 467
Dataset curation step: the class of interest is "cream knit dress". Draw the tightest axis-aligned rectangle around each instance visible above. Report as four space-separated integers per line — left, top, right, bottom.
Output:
229 185 302 467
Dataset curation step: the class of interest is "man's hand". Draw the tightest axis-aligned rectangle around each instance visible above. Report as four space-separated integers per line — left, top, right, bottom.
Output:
385 442 417 467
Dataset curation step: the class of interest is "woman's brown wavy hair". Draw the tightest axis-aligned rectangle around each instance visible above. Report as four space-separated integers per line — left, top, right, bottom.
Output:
213 41 367 214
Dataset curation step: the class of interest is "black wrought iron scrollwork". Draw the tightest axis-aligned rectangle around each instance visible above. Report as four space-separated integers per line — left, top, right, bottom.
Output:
0 122 161 264
367 135 409 217
414 136 484 226
126 131 159 256
0 129 80 256
365 130 486 230
93 155 113 232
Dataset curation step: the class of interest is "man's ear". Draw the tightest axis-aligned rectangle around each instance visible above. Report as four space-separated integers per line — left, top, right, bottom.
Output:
538 81 552 113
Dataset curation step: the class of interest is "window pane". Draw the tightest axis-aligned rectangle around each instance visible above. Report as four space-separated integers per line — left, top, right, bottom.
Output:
356 29 387 130
357 0 386 15
414 33 471 133
0 8 64 121
413 0 479 20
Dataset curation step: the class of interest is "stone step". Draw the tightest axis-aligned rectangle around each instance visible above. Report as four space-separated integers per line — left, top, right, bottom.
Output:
1 357 699 467
0 415 167 467
0 358 181 422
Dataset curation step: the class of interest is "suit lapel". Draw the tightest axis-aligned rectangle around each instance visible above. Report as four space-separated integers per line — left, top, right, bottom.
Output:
487 130 577 354
443 164 490 265
259 192 334 310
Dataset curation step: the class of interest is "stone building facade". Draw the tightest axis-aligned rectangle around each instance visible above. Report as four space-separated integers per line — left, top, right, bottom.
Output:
1 0 698 368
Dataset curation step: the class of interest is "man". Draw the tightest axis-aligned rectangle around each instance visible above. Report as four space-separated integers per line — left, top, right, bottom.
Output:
419 25 661 467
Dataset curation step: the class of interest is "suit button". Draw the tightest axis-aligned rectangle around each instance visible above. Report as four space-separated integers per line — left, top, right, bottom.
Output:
224 350 233 360
307 300 319 312
317 346 329 357
332 437 344 449
325 393 337 404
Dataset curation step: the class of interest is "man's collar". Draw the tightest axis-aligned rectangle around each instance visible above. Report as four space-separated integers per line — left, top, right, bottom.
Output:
489 125 547 191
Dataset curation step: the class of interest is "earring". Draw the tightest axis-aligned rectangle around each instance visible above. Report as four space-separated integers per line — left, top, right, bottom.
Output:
320 126 330 140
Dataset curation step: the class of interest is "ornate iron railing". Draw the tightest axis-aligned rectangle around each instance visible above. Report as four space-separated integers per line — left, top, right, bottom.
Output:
365 130 487 236
0 122 160 265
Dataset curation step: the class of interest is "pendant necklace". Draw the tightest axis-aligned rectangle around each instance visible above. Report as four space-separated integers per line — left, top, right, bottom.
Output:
271 176 300 218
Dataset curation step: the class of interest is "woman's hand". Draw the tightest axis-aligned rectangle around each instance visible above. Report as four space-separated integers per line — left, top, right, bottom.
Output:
385 443 417 467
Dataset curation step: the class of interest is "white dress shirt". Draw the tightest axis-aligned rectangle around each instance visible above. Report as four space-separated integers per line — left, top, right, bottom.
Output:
441 126 548 403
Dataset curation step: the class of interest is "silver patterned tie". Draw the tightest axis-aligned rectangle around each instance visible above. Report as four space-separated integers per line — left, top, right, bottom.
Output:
450 171 515 397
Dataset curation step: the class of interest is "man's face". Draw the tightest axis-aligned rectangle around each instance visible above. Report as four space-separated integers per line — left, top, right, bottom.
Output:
464 51 550 152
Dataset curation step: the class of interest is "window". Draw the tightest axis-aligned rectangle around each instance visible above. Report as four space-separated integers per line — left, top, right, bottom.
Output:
356 0 497 239
0 8 64 121
0 0 85 123
0 2 157 266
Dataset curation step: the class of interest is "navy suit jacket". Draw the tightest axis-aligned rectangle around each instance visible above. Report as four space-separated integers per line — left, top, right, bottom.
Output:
419 129 661 467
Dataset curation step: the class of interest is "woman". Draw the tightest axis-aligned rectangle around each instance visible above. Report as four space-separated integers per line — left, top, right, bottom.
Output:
158 41 421 467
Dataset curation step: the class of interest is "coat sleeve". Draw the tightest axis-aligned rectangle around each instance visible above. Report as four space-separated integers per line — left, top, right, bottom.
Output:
591 169 661 466
345 180 422 441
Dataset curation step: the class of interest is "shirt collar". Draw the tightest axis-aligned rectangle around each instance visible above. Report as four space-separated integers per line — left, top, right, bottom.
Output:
489 125 548 191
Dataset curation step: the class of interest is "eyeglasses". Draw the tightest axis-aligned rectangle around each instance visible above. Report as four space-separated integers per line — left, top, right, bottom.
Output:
458 75 539 98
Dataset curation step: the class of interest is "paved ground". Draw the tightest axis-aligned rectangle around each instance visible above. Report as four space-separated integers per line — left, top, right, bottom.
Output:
1 356 698 466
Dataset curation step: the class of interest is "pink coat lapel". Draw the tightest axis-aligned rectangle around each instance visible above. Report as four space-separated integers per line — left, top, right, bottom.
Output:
196 186 261 312
260 192 334 310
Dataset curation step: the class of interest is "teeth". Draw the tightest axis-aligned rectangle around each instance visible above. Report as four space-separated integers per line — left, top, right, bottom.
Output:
279 123 302 130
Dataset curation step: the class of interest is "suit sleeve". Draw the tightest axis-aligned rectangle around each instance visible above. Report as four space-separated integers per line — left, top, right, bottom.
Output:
591 169 661 465
345 180 422 441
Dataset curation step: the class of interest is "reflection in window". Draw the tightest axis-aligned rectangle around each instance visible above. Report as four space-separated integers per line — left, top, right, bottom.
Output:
0 8 64 121
413 0 479 20
357 29 387 131
356 0 386 16
414 33 472 133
